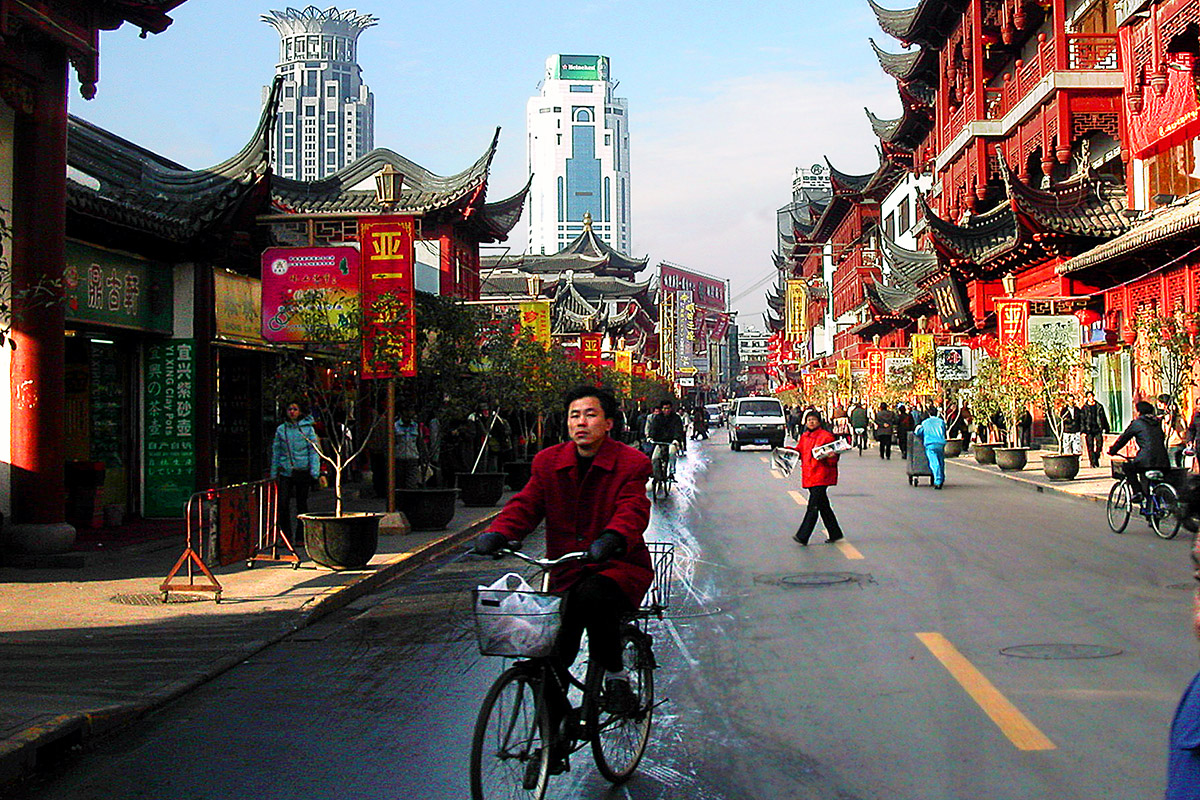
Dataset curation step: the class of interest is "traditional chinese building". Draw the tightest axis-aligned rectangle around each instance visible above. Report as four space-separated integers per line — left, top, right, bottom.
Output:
1 0 188 554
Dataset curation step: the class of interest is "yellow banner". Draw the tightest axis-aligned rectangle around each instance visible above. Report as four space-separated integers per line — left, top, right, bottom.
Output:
836 359 852 384
519 300 551 346
786 280 806 341
912 333 935 394
615 350 632 374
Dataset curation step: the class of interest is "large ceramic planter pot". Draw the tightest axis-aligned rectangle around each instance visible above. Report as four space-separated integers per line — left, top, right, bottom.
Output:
458 472 507 507
973 443 998 464
994 447 1029 471
504 461 532 492
943 438 965 458
1043 453 1080 481
299 512 383 570
395 488 459 531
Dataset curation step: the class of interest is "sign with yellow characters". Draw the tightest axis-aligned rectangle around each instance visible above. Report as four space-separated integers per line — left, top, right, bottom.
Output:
519 300 551 346
911 333 935 394
786 279 806 341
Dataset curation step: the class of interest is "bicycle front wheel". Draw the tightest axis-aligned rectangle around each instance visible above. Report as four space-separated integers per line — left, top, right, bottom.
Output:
588 626 656 783
1106 480 1131 533
471 665 551 800
1150 483 1182 539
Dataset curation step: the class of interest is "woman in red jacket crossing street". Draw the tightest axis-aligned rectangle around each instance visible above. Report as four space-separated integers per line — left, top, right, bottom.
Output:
793 409 845 546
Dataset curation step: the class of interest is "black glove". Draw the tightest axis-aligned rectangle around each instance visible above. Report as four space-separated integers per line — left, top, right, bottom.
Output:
588 532 626 563
473 531 510 557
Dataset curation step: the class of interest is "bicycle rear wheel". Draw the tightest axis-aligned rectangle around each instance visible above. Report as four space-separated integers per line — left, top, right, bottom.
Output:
1150 483 1182 539
1106 480 1131 533
588 626 656 783
471 665 551 800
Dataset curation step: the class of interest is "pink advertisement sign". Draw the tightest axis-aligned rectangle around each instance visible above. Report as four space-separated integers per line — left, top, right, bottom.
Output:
261 247 361 343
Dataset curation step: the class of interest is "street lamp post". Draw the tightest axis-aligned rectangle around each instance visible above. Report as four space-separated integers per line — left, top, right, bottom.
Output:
374 165 405 512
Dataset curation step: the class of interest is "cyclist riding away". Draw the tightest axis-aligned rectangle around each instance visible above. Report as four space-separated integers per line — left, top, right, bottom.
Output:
1109 400 1170 502
646 399 686 480
473 384 654 766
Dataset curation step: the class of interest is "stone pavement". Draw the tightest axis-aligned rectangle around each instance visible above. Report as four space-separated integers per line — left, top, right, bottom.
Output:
0 483 507 789
946 446 1115 505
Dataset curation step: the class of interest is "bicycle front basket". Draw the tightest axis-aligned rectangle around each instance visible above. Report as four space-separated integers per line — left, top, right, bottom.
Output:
641 542 676 612
473 587 563 658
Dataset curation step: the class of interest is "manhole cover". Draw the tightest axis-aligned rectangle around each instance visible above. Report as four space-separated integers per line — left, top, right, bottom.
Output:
1000 644 1123 660
1167 583 1195 591
109 593 207 606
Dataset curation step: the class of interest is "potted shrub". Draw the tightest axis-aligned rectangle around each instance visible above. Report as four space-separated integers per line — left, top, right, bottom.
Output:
269 286 387 569
1018 338 1094 480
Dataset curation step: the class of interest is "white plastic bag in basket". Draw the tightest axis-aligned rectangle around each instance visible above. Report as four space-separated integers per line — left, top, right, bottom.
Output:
477 573 560 656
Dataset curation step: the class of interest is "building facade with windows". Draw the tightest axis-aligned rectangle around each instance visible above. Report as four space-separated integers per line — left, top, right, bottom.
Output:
262 6 376 181
526 55 631 256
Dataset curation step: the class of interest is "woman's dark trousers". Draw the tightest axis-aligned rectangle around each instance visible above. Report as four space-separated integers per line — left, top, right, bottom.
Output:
795 485 843 544
278 472 311 541
878 434 893 459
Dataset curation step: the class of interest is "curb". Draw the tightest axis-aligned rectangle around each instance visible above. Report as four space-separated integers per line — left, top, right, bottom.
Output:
947 457 1107 505
0 510 500 789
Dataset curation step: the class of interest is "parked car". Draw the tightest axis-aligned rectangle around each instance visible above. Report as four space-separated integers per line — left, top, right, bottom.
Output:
728 396 786 451
704 403 725 427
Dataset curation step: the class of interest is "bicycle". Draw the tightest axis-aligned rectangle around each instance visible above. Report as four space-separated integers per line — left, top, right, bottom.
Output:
853 427 868 456
1106 456 1182 539
648 440 676 501
469 543 674 799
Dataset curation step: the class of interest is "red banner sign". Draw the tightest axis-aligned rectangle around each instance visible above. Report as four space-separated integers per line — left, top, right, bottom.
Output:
632 361 647 379
995 298 1029 349
867 348 885 378
359 216 416 378
580 333 603 365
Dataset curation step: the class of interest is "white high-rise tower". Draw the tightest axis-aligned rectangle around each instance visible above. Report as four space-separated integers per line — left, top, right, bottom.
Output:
526 55 631 255
262 7 377 181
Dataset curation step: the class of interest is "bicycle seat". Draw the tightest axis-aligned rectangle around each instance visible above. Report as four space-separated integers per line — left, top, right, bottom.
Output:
1146 470 1164 481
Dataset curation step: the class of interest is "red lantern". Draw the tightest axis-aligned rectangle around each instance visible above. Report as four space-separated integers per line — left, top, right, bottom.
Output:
1073 308 1102 327
1122 326 1137 346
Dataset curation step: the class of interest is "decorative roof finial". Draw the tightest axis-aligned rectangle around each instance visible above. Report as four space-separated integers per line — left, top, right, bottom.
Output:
583 211 593 233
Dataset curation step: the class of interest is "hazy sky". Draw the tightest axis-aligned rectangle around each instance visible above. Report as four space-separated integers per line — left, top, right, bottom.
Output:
72 1 908 325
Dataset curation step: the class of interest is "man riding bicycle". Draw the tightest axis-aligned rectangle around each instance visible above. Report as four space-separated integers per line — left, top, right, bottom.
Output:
646 399 686 480
473 385 654 755
1109 400 1170 502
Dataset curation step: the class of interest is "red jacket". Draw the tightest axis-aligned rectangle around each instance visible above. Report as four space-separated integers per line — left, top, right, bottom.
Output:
487 436 654 606
798 427 839 488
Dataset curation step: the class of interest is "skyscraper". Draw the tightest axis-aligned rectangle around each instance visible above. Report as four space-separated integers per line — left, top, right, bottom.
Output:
526 55 631 255
262 7 377 181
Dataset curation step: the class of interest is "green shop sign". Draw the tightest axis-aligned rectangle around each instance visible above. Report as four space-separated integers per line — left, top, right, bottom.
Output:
144 340 196 517
64 241 173 333
557 54 606 81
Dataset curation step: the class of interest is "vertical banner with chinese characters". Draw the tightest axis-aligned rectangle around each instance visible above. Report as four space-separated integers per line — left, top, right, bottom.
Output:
786 279 806 341
867 348 885 381
912 333 935 394
359 216 417 378
836 359 852 385
615 350 632 374
144 340 197 518
659 290 677 380
580 333 603 366
995 299 1029 349
519 300 552 346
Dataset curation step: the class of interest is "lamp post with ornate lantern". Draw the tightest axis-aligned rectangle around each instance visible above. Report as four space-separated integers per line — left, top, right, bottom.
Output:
373 164 405 511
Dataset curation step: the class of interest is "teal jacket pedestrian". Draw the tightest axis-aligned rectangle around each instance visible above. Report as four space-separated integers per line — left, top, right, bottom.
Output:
272 415 320 480
917 415 948 446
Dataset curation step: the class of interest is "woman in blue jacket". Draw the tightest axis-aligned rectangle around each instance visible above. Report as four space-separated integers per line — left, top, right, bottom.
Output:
272 401 320 542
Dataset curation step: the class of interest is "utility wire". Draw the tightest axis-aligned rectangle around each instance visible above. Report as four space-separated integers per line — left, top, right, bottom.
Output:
729 269 780 304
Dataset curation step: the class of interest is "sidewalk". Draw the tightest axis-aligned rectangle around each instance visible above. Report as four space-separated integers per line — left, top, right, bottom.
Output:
0 483 507 788
947 446 1113 504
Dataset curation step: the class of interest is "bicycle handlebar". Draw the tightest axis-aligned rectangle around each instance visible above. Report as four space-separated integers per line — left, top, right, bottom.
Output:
492 548 590 569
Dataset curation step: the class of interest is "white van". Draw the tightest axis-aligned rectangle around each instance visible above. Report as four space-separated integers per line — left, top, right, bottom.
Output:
728 396 787 451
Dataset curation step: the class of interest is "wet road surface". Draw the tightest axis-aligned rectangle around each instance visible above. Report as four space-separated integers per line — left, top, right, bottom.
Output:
11 436 1198 798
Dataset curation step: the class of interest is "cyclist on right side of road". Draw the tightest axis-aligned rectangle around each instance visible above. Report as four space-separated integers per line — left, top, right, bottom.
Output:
647 399 687 478
1109 399 1170 503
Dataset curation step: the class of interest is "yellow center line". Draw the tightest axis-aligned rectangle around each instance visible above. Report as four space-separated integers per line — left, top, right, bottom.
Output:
915 632 1056 751
771 470 784 480
835 541 864 560
787 490 806 505
759 456 770 463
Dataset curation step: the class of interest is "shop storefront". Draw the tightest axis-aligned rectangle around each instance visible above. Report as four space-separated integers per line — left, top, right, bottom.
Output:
62 240 173 527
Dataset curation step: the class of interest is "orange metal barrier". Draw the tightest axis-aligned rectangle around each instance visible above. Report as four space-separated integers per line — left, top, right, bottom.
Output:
160 479 298 602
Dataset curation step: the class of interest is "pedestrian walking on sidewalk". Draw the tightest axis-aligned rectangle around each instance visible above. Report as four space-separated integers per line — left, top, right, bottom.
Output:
916 406 948 489
1059 398 1082 455
873 402 897 460
272 401 320 543
792 409 844 546
1080 391 1110 468
896 404 915 460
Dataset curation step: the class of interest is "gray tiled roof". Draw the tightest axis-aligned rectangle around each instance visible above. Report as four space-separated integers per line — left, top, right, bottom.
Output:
1059 191 1200 275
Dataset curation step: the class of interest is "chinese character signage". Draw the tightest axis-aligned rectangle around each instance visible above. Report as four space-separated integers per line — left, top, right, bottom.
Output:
659 263 727 310
659 291 676 379
64 242 172 334
261 246 360 343
836 359 852 384
519 300 552 347
213 269 266 344
867 349 885 379
995 299 1029 348
615 350 632 374
144 340 196 518
931 275 971 330
676 290 696 375
632 361 647 379
359 217 417 378
580 333 603 365
786 280 806 341
935 346 972 381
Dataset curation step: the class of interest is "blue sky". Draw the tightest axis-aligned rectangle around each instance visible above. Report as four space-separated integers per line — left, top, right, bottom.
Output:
72 1 909 323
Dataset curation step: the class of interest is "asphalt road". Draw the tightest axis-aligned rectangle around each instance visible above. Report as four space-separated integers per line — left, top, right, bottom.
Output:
12 434 1199 799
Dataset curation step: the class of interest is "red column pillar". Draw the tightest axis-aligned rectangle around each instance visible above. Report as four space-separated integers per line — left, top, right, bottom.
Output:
8 46 73 551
